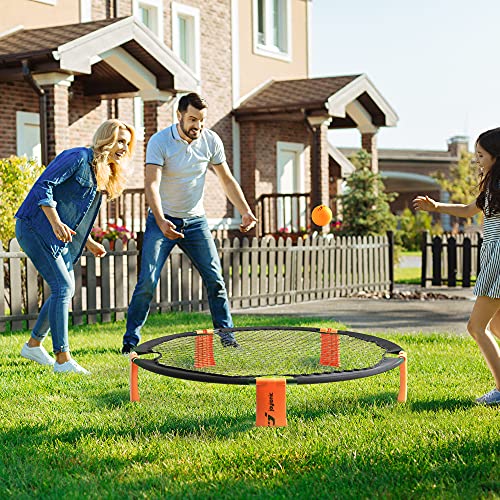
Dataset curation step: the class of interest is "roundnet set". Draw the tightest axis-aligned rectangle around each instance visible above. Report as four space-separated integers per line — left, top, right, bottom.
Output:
129 326 407 426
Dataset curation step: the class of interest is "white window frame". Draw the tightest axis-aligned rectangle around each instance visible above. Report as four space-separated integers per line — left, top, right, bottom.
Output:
30 0 57 5
133 97 145 141
253 0 292 62
80 0 92 22
171 2 201 78
16 111 41 164
132 0 164 41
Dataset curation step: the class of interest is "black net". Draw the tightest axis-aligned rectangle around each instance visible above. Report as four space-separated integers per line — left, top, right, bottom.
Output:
147 328 390 378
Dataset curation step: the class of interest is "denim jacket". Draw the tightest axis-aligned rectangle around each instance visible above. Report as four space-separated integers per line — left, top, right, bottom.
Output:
15 147 102 262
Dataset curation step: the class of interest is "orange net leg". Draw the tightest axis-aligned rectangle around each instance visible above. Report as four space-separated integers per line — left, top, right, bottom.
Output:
255 378 287 427
194 330 216 368
319 328 340 367
130 352 140 402
397 351 407 403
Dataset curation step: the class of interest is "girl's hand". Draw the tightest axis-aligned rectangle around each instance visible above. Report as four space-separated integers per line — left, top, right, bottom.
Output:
52 222 77 243
85 238 107 258
413 195 438 212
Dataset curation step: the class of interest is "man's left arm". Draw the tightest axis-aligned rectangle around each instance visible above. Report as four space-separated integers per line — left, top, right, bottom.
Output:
212 161 257 233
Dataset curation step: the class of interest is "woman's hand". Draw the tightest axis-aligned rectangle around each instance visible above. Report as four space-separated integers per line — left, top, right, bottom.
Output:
413 195 438 213
85 237 107 258
52 222 77 243
240 212 258 233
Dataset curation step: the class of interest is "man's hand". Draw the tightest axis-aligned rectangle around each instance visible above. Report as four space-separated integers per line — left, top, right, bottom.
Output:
158 218 184 240
240 212 258 233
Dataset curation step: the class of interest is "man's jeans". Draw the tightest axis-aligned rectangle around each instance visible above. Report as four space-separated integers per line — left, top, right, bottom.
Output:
123 212 234 346
16 219 75 353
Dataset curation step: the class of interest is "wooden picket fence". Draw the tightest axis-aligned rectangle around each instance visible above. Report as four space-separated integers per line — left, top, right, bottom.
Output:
0 233 394 332
420 231 482 287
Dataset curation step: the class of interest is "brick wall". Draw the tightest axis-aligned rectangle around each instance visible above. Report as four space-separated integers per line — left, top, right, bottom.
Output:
253 121 311 200
0 81 39 158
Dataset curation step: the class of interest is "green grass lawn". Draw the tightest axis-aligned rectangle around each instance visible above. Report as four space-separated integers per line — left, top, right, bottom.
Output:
1 312 499 499
394 266 421 284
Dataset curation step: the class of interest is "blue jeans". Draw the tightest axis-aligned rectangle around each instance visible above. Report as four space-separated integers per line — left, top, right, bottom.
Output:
123 212 234 346
15 219 75 353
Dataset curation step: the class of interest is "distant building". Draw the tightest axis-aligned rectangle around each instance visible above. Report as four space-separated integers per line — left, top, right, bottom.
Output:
337 136 470 229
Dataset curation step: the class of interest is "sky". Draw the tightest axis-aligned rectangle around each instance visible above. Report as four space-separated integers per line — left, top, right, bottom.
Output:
311 0 500 152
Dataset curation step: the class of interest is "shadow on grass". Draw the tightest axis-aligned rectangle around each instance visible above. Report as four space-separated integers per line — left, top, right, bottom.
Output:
409 398 476 412
2 422 498 499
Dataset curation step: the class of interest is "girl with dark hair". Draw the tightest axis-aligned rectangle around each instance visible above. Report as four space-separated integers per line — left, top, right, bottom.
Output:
413 127 500 405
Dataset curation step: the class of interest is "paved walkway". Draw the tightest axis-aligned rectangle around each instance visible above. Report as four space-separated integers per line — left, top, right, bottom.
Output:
233 286 475 335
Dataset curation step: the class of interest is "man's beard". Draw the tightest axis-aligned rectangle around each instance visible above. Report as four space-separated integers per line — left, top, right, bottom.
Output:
180 119 200 139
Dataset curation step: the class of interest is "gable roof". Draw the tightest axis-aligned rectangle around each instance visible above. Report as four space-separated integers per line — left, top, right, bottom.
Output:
236 75 360 113
0 17 198 95
234 74 398 129
0 19 119 62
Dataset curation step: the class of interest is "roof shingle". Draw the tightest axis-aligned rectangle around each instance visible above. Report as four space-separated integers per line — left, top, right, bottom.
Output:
0 18 123 61
237 75 361 113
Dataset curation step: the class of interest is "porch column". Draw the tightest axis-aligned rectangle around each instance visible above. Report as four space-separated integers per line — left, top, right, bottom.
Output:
35 73 74 163
238 120 257 233
143 93 174 162
361 131 379 174
307 116 331 232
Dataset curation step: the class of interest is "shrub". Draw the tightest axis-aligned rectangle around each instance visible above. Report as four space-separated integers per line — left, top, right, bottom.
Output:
337 150 397 236
396 208 433 251
0 156 45 248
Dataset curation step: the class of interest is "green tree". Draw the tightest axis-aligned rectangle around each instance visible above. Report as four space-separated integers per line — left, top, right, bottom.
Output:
338 150 397 236
0 156 44 248
433 150 480 225
396 207 433 251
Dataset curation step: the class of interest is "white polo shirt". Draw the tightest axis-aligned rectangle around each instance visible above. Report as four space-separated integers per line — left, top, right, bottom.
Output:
146 124 226 218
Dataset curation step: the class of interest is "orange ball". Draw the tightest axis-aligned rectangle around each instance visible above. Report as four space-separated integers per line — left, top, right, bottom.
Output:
311 204 332 226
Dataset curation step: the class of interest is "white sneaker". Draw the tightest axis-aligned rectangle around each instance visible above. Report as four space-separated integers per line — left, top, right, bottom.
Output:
53 359 90 375
475 388 500 405
21 342 55 366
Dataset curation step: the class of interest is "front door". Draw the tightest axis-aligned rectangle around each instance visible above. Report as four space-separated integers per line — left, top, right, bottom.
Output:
276 142 305 232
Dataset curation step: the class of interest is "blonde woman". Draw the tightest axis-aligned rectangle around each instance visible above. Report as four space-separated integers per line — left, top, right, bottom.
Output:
16 119 136 374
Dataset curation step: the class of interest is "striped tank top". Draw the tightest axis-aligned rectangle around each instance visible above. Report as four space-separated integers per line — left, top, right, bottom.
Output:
473 192 500 297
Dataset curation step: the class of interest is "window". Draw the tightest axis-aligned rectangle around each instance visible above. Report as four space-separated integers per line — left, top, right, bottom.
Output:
80 0 92 22
133 0 164 39
16 112 41 164
253 0 291 60
172 2 200 77
133 0 164 140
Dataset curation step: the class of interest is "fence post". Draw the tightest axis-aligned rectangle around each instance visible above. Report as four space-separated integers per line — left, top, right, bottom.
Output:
462 236 471 288
432 236 442 286
447 236 457 287
421 231 428 287
387 231 394 294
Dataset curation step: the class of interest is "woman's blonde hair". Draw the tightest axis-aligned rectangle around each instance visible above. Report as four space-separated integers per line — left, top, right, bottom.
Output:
91 119 136 200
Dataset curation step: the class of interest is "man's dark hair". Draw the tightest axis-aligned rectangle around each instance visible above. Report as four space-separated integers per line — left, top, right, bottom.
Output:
178 93 208 113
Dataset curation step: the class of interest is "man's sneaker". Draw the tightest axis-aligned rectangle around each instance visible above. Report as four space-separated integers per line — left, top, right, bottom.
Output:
21 342 55 366
475 388 500 405
220 334 240 349
121 344 136 356
53 359 90 375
